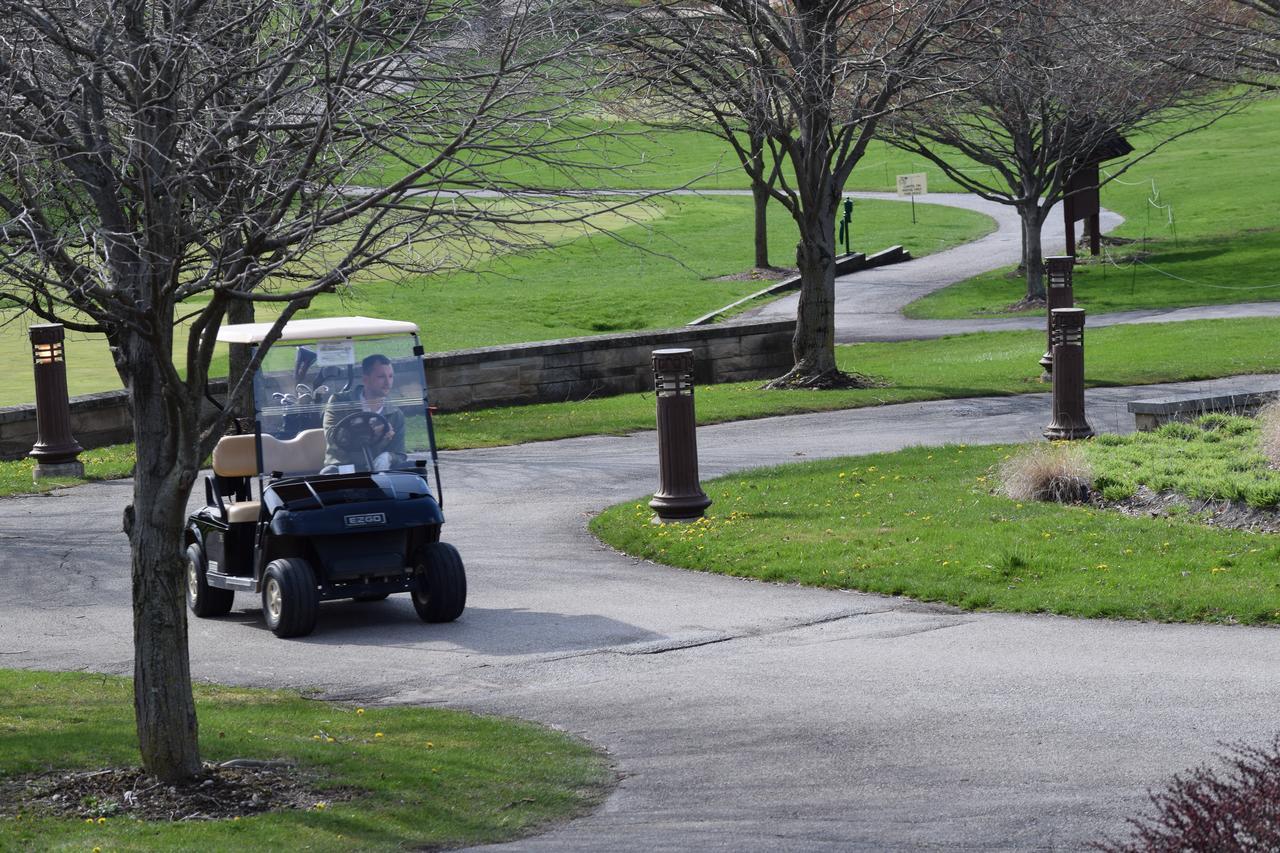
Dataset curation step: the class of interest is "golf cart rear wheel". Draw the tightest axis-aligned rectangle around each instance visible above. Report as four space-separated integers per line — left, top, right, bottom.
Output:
186 542 234 618
262 558 320 638
412 542 466 623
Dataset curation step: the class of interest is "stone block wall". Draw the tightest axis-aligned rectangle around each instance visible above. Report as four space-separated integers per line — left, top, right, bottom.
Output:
0 319 796 459
423 320 795 410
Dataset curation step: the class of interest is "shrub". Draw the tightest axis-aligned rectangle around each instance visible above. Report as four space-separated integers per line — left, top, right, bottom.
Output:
1093 736 1280 852
1259 401 1280 468
999 443 1093 503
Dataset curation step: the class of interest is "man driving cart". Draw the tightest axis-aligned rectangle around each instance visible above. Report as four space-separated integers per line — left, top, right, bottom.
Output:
322 353 407 473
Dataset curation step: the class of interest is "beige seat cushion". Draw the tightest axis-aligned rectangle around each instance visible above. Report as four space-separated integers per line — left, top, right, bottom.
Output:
226 501 261 524
212 428 326 477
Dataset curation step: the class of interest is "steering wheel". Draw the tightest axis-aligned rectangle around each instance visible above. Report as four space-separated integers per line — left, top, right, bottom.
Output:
329 411 392 453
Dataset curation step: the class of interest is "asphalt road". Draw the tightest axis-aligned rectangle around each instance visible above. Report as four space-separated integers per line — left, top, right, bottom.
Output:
3 374 1279 850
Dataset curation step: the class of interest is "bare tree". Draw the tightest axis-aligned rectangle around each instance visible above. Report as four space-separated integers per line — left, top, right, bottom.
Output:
609 4 791 270
604 0 994 387
886 0 1245 302
0 0 616 781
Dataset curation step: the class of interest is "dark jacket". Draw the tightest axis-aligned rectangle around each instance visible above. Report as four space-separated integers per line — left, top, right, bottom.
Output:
322 385 407 468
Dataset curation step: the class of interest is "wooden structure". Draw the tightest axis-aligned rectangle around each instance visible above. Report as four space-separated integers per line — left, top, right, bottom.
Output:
1063 131 1133 258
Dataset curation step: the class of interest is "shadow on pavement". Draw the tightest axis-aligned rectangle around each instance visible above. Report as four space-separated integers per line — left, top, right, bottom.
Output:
218 598 664 656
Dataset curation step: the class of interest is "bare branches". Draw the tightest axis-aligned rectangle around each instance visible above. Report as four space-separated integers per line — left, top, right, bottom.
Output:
0 0 622 391
601 0 997 382
884 0 1250 300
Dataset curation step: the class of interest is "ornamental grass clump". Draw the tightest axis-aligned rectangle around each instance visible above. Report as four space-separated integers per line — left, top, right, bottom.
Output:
1259 401 1280 468
1094 736 1280 852
998 443 1093 503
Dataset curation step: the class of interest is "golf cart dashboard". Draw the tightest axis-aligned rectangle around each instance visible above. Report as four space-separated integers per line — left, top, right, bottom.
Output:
266 471 433 511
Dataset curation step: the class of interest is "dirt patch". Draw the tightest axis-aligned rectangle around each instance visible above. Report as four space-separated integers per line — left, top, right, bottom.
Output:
711 266 796 282
1096 486 1280 534
1003 295 1046 313
762 368 887 391
0 760 355 822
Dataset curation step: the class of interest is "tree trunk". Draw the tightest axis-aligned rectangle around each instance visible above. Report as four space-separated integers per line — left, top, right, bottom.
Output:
226 299 255 421
770 204 840 386
1020 205 1046 301
752 178 771 269
125 350 203 783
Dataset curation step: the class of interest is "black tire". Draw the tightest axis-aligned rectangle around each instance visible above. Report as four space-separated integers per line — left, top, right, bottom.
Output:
412 542 466 623
186 542 234 618
262 558 320 638
352 593 389 602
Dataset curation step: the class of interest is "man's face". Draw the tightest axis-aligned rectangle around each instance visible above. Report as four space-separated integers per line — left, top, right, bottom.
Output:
364 362 394 399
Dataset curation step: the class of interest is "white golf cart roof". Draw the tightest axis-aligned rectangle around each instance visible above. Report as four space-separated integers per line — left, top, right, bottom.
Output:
217 316 419 344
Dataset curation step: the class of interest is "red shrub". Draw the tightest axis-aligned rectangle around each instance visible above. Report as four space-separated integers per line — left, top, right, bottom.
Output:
1094 736 1280 852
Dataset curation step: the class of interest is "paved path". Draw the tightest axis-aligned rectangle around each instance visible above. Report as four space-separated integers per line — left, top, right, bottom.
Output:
4 374 1280 850
740 192 1280 341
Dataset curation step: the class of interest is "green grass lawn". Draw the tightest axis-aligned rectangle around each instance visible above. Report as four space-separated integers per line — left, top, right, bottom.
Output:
0 194 991 407
904 96 1280 319
590 442 1280 625
370 121 973 194
1087 415 1280 507
0 669 610 851
0 445 135 498
3 317 1276 497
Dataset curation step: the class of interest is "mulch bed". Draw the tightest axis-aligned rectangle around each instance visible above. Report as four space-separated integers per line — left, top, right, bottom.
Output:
1 760 353 822
1096 485 1280 535
712 266 796 282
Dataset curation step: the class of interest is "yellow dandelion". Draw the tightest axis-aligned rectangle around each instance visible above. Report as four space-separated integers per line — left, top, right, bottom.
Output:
97 817 107 824
374 732 384 739
356 708 365 716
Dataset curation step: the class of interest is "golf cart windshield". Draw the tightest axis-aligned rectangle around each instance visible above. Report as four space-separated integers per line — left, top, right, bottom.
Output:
252 331 430 476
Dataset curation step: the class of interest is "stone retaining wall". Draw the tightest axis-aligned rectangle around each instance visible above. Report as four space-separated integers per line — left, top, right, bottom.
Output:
423 319 795 410
0 319 795 459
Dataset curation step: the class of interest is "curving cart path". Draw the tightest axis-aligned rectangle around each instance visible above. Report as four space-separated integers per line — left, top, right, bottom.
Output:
3 374 1280 851
4 191 1280 850
741 192 1280 339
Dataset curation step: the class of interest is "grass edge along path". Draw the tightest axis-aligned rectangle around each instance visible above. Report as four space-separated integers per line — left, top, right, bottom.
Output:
0 669 612 851
2 316 1278 497
590 442 1280 626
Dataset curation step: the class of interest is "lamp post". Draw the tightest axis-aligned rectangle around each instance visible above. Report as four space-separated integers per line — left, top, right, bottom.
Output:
649 348 711 523
1043 308 1093 441
29 324 84 479
1039 256 1075 378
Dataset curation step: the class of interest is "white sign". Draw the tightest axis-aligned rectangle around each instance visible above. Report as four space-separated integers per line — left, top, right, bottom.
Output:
896 173 928 196
314 340 355 367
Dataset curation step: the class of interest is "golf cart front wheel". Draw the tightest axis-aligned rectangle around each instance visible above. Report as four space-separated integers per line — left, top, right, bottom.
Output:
186 542 234 618
262 558 320 638
412 542 466 623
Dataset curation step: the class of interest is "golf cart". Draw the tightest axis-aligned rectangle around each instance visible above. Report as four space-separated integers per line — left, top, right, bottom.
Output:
185 316 465 638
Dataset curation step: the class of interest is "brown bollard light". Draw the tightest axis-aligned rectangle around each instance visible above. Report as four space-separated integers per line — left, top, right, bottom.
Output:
1043 308 1093 441
649 348 712 523
1039 256 1075 378
28 324 84 479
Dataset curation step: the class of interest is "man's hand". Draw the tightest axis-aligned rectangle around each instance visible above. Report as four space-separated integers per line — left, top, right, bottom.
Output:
370 420 395 447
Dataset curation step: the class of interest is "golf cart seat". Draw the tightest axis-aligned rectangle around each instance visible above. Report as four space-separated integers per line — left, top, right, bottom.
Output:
209 429 326 523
